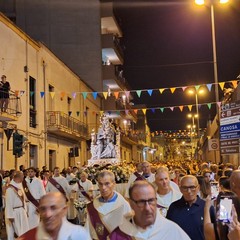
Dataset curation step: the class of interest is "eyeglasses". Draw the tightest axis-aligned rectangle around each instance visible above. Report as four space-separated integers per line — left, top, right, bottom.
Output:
180 185 198 192
130 198 157 208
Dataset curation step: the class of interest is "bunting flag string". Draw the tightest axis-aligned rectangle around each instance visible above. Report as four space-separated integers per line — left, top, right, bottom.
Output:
50 100 222 119
113 127 207 138
13 80 239 100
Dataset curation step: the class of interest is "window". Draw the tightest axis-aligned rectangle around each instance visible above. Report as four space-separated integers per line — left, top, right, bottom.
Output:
49 84 54 111
29 76 37 128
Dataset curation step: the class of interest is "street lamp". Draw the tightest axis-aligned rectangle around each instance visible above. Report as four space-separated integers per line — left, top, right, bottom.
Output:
195 0 229 113
187 124 196 157
187 113 198 127
188 88 205 138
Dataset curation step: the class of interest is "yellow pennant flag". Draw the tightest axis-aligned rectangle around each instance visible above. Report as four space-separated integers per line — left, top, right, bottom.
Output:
188 105 193 111
50 92 55 99
103 92 108 99
100 111 104 116
114 91 119 99
170 88 176 94
219 82 225 91
159 88 165 94
142 108 147 115
231 80 238 89
179 106 184 112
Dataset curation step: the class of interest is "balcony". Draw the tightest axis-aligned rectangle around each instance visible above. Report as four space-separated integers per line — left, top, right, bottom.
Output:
46 111 88 140
101 1 122 37
102 65 131 91
102 34 123 65
0 93 21 122
121 130 139 145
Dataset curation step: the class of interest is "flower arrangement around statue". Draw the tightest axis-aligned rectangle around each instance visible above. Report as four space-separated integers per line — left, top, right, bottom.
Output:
78 164 131 184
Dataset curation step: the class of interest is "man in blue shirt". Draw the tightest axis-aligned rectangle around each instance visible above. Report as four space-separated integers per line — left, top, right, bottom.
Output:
166 175 215 240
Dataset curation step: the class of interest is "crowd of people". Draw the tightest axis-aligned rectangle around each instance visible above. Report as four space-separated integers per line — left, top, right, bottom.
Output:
0 160 239 240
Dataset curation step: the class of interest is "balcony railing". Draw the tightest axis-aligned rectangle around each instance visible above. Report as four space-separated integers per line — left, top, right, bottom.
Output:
0 91 22 121
46 111 88 140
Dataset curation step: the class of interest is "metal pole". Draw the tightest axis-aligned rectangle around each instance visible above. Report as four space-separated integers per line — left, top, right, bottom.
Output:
196 93 200 138
43 61 47 167
210 4 219 113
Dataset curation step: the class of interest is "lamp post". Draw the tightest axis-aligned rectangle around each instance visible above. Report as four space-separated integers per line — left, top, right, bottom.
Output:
188 88 205 138
187 124 196 157
187 113 198 129
195 0 229 113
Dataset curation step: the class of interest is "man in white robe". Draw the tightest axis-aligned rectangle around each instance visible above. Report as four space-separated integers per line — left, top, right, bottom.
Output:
45 167 73 219
72 171 93 202
72 171 93 224
109 181 190 240
23 167 46 229
85 170 131 240
45 167 71 196
155 166 182 217
125 162 143 198
5 171 29 240
17 192 90 240
125 162 155 199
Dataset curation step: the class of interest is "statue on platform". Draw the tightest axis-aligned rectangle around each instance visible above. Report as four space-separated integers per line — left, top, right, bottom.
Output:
90 114 119 160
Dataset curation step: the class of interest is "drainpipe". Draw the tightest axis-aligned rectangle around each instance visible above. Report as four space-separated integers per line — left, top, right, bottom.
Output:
24 40 29 167
43 60 47 167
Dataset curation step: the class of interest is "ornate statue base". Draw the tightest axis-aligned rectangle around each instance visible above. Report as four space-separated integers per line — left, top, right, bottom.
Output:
87 158 121 166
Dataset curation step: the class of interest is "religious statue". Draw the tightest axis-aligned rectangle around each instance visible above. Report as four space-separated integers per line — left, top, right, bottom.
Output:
90 114 119 160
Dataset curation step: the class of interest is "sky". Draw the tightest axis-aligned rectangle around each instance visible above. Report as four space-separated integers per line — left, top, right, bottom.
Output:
115 0 240 132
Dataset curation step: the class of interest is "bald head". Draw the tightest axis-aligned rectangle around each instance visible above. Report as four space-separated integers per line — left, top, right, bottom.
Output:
180 175 199 205
230 170 240 197
13 171 24 183
40 192 66 207
39 192 68 235
180 175 198 186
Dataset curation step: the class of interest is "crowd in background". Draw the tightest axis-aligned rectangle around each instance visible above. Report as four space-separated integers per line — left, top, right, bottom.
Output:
0 159 240 240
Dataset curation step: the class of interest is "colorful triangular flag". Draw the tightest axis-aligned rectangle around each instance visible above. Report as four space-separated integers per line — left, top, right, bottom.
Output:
72 92 77 99
147 90 153 96
231 80 238 89
103 92 108 99
40 92 45 98
50 92 55 99
179 106 184 112
92 92 98 100
188 105 193 111
170 88 176 94
206 84 212 92
82 92 88 99
159 88 165 94
219 82 225 91
136 90 142 98
114 92 119 99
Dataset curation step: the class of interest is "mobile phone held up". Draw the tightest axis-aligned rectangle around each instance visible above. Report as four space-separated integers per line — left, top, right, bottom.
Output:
210 182 219 200
218 197 233 223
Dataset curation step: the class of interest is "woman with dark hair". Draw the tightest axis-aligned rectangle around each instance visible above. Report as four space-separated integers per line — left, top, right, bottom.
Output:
219 176 231 192
197 175 211 199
